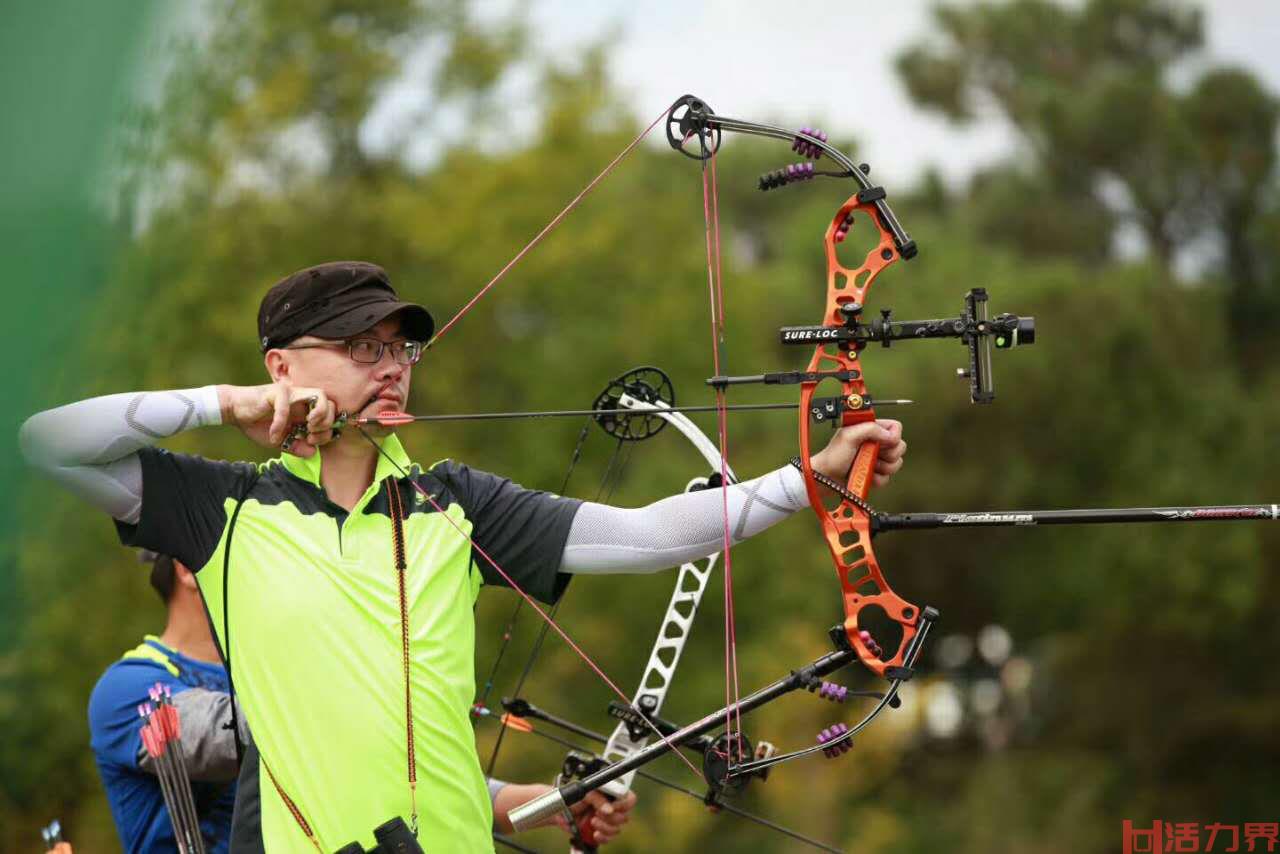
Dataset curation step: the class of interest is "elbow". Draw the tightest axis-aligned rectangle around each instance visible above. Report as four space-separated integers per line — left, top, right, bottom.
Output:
19 409 63 473
18 412 48 469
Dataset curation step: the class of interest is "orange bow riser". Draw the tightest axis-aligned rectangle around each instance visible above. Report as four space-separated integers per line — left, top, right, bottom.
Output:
797 192 925 679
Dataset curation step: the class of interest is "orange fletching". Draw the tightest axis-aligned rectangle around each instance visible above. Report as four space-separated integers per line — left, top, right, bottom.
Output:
498 713 534 734
371 410 416 427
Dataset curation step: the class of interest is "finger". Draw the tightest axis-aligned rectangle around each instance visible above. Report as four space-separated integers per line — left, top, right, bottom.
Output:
875 418 903 439
874 455 905 477
595 809 631 829
876 441 907 465
305 429 332 447
267 385 292 444
288 435 317 458
306 403 339 446
305 392 334 430
582 791 614 816
841 421 892 447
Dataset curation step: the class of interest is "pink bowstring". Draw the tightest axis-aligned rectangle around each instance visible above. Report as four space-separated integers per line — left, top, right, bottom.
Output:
430 105 673 347
699 143 743 753
394 466 707 783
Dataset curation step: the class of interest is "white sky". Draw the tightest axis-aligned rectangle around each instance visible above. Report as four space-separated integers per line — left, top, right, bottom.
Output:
166 0 1278 190
501 0 1280 187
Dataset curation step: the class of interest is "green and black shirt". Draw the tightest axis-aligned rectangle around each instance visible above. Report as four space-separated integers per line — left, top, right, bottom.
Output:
116 434 580 852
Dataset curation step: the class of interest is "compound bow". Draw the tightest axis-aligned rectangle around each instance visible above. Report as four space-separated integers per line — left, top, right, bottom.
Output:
333 93 1276 844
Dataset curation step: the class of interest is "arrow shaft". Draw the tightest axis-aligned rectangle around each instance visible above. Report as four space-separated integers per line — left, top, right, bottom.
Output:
353 399 913 425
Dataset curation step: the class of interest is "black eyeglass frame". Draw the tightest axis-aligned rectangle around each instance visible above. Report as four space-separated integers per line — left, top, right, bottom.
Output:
283 337 424 365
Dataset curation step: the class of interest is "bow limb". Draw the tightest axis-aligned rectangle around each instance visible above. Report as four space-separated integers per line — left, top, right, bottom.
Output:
594 394 735 803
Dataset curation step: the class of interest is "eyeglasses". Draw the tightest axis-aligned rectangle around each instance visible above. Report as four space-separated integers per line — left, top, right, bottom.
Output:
284 338 424 365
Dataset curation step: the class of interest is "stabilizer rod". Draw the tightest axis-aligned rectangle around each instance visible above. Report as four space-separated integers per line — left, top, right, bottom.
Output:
875 504 1279 532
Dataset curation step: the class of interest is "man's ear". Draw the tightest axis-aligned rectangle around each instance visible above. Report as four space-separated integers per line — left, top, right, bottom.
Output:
173 560 199 591
264 349 289 382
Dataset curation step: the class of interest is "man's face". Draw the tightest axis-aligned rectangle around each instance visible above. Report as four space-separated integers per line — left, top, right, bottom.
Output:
271 314 417 420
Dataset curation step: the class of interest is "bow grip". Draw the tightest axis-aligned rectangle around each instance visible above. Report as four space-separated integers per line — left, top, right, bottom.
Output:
846 435 878 499
571 808 602 854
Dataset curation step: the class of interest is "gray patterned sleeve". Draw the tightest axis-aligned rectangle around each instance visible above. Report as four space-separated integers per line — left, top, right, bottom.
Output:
562 464 809 575
19 386 222 524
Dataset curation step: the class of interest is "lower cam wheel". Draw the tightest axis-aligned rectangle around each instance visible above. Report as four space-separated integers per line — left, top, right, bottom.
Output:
702 731 754 798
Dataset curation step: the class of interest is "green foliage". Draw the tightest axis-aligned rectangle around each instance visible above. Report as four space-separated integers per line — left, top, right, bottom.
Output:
898 0 1280 374
5 0 1279 851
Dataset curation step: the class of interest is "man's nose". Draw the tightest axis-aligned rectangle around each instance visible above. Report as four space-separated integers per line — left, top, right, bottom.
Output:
373 352 405 380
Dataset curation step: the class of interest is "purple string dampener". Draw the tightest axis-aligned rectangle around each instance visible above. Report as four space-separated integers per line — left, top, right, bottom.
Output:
816 681 848 703
817 723 852 758
793 126 828 159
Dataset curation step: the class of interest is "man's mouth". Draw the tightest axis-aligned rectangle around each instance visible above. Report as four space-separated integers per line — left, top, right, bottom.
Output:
369 388 403 410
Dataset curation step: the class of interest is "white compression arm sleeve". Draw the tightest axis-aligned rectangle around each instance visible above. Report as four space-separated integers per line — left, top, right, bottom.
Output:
562 463 811 574
18 387 222 524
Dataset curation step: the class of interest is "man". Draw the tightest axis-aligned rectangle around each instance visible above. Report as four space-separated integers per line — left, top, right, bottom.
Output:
88 551 241 853
22 261 906 851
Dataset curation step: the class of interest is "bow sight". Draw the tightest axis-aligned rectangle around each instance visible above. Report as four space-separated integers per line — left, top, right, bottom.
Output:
779 287 1036 404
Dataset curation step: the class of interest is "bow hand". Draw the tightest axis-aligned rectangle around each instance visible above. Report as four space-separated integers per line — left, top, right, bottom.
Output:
810 419 906 492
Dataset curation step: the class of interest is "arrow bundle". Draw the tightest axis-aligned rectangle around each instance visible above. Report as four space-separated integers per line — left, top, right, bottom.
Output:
138 683 205 854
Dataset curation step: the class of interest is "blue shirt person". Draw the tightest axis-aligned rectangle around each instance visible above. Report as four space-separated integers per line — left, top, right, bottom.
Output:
87 552 245 853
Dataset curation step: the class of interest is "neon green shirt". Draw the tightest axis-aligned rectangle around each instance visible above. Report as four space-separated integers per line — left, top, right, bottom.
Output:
117 435 579 852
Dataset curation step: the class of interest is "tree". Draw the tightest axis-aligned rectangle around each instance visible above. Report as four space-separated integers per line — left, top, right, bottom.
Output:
896 0 1279 369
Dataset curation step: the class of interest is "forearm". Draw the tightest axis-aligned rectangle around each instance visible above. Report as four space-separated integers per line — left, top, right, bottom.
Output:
19 386 222 522
562 464 809 574
491 781 548 834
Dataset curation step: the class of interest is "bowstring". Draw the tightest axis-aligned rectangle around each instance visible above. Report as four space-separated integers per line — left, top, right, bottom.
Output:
698 127 743 762
423 96 755 797
429 104 673 348
454 99 672 775
355 418 706 784
484 431 626 778
510 708 843 852
478 417 594 776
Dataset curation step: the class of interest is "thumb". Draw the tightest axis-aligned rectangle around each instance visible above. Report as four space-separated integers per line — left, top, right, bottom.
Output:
875 418 902 441
845 420 893 445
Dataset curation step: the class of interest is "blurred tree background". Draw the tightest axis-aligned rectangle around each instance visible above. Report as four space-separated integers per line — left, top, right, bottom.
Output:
2 0 1276 851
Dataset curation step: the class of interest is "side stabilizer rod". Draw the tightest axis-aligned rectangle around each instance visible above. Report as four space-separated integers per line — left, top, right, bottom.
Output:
875 504 1280 532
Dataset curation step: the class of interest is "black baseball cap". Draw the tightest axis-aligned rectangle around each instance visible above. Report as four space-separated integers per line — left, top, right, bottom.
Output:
257 261 435 351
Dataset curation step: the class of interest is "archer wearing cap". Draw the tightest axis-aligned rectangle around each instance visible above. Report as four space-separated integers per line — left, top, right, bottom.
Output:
20 260 907 851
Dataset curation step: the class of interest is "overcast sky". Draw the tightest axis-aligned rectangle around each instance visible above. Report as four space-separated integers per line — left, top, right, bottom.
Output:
504 0 1280 187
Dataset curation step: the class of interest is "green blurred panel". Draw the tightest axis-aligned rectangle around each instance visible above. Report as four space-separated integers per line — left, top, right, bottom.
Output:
0 0 159 732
